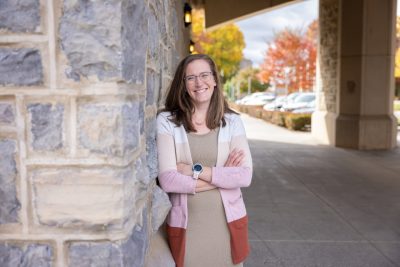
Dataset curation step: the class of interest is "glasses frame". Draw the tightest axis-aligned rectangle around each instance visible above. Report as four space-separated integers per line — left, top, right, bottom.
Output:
184 71 213 84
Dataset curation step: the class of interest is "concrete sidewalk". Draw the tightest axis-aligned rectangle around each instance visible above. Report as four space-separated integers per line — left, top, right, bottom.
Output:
241 114 400 267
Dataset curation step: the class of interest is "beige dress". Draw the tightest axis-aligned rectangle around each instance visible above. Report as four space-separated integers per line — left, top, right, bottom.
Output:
185 128 243 267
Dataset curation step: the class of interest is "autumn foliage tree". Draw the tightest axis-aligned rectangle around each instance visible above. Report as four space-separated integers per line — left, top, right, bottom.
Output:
395 17 400 77
192 9 245 80
259 20 317 93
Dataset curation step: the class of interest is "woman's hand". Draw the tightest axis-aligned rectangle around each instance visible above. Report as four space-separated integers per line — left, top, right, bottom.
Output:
224 148 245 167
177 163 193 176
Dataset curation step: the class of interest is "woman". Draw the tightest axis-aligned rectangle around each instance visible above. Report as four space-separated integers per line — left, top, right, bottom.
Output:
157 54 252 267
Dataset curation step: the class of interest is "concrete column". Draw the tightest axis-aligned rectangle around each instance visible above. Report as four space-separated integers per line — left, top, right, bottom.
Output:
313 0 397 149
312 0 340 146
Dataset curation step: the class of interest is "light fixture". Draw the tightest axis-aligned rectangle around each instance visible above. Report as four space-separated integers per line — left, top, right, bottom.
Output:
184 3 192 27
189 40 195 54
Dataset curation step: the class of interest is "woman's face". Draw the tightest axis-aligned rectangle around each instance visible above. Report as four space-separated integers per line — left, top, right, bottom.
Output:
184 59 216 106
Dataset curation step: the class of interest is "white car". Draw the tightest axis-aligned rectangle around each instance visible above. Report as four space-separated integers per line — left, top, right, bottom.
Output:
235 92 268 105
291 100 316 114
263 95 287 111
243 94 275 105
280 93 315 112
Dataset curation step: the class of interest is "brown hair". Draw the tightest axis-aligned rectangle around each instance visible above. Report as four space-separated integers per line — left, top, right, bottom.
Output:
161 54 237 132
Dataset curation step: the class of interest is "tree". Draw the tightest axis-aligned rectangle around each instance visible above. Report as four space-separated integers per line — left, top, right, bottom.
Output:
259 20 317 93
395 17 400 77
226 67 269 97
192 9 245 80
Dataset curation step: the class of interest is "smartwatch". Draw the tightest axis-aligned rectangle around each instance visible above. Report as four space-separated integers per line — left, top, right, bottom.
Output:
192 163 203 179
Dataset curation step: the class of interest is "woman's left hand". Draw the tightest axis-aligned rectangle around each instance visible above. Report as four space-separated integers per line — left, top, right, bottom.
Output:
177 163 193 176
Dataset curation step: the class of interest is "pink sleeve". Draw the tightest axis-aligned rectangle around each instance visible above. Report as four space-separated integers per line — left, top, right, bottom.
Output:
211 115 253 189
158 170 197 194
157 113 196 194
211 166 252 189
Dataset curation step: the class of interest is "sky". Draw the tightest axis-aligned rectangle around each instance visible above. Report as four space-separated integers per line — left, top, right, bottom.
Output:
237 0 400 67
236 0 318 67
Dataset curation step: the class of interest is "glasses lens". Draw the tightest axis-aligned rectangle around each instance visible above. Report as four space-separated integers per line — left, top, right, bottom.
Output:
185 72 212 83
185 76 195 82
200 72 211 81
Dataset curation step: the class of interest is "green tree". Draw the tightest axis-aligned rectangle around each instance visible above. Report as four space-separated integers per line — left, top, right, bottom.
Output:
224 67 269 99
231 67 269 94
192 9 245 80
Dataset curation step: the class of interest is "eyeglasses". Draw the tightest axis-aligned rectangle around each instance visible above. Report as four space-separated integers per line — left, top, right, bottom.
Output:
184 72 213 84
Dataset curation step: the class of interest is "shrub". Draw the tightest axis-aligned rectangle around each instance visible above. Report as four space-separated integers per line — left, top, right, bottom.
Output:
230 102 312 131
285 113 312 130
261 110 273 122
247 106 263 118
271 111 286 127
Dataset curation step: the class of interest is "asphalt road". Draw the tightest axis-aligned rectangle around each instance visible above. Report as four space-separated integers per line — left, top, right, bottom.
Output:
240 114 400 267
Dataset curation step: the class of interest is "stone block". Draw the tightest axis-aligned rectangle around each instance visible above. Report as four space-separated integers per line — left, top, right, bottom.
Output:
68 242 122 267
67 207 149 267
60 0 148 83
60 0 122 81
0 103 15 124
145 118 158 180
31 166 134 229
0 0 40 32
0 48 43 86
121 0 148 84
135 155 150 185
139 102 144 135
0 139 20 224
78 101 139 157
149 0 167 44
122 102 140 153
147 10 160 63
27 103 64 151
121 207 149 267
151 186 171 232
146 69 160 107
0 242 53 267
146 69 155 106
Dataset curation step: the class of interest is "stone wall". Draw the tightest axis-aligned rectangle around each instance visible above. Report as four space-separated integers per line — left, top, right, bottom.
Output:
0 0 186 266
317 0 338 113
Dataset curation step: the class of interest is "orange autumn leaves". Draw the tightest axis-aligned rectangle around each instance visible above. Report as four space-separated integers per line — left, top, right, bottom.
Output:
258 20 318 93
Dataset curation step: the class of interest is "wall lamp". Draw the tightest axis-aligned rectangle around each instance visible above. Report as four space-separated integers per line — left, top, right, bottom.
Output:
189 40 195 54
184 3 192 27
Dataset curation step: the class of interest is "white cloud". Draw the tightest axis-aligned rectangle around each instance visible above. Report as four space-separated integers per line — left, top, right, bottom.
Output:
237 0 318 67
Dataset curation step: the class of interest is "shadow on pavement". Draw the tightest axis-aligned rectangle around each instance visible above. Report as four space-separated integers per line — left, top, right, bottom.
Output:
243 139 400 267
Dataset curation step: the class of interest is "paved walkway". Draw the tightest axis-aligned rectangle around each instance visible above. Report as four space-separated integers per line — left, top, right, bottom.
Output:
241 114 400 267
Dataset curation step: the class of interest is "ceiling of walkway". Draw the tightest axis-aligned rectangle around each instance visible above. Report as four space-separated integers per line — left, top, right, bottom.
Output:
191 0 303 30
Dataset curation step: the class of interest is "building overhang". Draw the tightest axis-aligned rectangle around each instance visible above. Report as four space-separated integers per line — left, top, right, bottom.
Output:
191 0 304 30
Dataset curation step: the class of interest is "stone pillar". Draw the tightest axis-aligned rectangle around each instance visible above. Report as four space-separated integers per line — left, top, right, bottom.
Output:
312 0 339 145
0 0 185 266
312 0 397 149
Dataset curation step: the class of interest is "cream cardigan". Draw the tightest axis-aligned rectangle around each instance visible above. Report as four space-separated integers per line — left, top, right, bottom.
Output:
157 111 252 228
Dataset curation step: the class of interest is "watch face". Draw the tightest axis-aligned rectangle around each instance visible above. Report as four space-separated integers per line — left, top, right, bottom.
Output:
193 164 202 172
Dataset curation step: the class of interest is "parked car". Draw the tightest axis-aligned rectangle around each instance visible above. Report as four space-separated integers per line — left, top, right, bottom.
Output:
242 93 275 105
236 92 275 105
263 92 300 111
280 92 316 112
235 92 266 105
291 100 316 114
263 95 287 111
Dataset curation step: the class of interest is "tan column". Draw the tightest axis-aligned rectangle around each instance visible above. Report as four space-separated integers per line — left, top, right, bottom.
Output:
313 0 397 149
